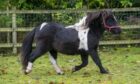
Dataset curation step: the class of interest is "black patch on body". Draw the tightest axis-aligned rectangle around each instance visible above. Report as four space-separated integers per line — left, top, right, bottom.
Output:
53 28 80 55
33 23 64 50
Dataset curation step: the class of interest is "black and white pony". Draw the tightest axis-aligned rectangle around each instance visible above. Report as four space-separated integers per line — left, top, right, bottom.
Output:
20 10 121 75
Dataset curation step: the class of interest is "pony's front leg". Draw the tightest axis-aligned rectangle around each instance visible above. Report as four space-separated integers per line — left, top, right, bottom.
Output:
72 52 88 72
89 49 108 74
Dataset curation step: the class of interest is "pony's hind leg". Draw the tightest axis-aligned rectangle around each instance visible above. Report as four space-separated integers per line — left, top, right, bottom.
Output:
49 50 64 75
25 42 48 74
72 51 88 72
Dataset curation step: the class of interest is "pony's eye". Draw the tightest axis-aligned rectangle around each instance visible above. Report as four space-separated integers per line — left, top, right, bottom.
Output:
105 17 117 26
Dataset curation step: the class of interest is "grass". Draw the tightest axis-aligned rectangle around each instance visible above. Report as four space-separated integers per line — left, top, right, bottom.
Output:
0 47 140 84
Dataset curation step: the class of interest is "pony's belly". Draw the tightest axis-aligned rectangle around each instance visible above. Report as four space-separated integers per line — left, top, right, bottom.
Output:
53 42 79 55
58 50 79 55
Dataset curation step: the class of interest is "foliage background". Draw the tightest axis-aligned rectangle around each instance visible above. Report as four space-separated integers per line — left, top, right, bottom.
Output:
0 0 139 10
0 0 139 27
0 0 139 54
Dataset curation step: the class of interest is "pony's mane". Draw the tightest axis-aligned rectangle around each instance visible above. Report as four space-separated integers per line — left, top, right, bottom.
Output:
65 10 102 31
66 15 88 30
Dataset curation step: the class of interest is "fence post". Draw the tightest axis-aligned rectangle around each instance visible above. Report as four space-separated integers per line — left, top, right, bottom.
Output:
12 8 17 54
6 7 10 43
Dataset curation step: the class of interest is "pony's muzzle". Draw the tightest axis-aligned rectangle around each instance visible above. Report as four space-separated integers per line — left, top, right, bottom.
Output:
111 27 121 34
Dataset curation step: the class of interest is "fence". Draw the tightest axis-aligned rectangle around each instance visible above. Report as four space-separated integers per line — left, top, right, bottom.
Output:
0 8 140 54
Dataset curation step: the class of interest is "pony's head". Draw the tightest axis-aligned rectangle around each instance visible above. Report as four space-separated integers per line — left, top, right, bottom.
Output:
86 10 121 34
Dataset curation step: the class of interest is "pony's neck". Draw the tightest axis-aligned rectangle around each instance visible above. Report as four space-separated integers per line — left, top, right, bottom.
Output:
90 21 105 39
94 28 105 38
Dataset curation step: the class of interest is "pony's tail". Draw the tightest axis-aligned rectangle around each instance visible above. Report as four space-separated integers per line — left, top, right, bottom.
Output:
20 28 36 70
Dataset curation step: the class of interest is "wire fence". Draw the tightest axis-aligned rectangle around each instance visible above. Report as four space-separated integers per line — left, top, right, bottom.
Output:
0 8 140 54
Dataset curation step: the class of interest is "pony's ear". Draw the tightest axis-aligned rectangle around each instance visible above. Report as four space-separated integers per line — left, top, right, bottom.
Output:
87 12 93 16
86 12 101 26
100 9 113 17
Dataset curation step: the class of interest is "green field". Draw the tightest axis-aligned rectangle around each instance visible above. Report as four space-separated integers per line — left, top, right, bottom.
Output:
0 47 140 84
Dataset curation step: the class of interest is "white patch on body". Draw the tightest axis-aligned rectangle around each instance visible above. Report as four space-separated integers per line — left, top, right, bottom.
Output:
48 53 63 74
26 62 33 73
40 22 47 30
78 28 89 51
66 16 87 30
66 16 89 51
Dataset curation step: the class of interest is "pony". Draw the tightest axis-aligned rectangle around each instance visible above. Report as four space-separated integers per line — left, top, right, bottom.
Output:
20 10 121 75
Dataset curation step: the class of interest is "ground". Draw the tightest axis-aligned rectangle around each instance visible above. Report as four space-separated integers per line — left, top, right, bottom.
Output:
0 47 140 84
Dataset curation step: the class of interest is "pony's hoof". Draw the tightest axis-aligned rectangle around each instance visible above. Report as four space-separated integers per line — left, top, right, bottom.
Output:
24 69 32 75
57 72 64 75
24 71 29 75
72 67 76 73
100 70 109 74
71 66 79 73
